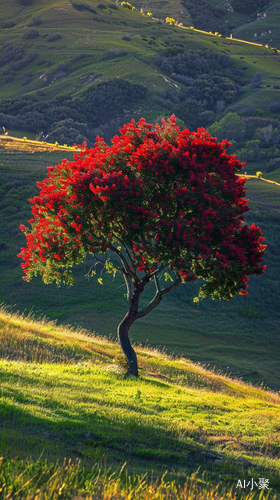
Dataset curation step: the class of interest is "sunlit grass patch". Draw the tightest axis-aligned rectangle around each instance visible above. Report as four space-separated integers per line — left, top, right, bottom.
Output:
0 135 78 153
0 309 280 497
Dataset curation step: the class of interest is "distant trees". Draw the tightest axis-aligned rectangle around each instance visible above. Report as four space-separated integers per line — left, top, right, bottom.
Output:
250 72 262 89
0 43 24 67
182 0 230 36
231 0 268 14
208 113 246 143
71 3 97 14
266 157 280 172
257 124 274 144
0 78 148 145
153 48 241 122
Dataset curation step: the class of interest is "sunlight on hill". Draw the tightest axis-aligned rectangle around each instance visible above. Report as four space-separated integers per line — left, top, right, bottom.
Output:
0 134 79 152
0 306 279 498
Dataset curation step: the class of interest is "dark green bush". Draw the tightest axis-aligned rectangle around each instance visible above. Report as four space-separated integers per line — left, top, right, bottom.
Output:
22 29 39 40
266 157 280 172
2 21 16 29
28 17 42 27
46 33 61 41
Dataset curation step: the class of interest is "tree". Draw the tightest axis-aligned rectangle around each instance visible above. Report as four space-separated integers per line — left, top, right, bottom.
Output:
18 116 267 377
250 72 262 89
208 113 245 143
258 124 273 145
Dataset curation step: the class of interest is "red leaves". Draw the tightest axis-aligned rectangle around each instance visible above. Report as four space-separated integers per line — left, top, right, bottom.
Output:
18 116 266 295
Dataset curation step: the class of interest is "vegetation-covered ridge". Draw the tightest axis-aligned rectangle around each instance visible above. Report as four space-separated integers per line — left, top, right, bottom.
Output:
1 0 280 150
0 306 280 499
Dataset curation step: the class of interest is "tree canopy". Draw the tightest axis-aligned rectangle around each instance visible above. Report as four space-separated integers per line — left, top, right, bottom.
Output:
18 116 267 375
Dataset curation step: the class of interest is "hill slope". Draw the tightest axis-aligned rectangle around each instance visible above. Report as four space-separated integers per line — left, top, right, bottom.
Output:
1 0 280 147
0 135 280 392
0 308 280 499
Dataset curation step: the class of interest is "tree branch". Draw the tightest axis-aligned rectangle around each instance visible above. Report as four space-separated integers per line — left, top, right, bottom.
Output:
154 273 160 294
135 290 162 319
136 274 182 319
114 236 137 274
160 274 182 296
107 243 140 283
149 262 169 279
122 267 133 307
93 254 106 264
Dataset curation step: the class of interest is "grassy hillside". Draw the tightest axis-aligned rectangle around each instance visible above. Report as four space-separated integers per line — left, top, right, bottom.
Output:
0 135 280 394
0 308 280 499
1 0 280 144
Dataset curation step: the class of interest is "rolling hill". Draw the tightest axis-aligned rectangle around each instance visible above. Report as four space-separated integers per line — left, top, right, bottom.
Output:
0 307 280 499
0 1 280 391
0 0 280 146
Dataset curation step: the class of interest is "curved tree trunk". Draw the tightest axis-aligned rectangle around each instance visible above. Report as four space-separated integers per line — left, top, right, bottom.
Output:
116 269 182 377
117 311 139 376
117 279 147 377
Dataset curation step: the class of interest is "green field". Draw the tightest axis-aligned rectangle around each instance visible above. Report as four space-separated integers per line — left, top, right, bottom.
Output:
0 308 279 499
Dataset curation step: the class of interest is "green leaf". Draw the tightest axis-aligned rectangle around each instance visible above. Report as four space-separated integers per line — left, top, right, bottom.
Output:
164 272 173 282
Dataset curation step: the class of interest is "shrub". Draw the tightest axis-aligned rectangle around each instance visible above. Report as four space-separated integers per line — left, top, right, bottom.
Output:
267 101 280 113
37 56 46 66
23 29 39 39
108 3 118 9
266 157 280 172
171 73 195 86
273 84 280 89
71 3 97 14
0 44 24 67
256 171 263 178
54 71 67 80
70 53 87 64
46 33 61 41
21 72 33 86
97 3 107 9
250 72 262 89
122 35 131 41
28 17 42 26
2 21 16 28
121 2 136 11
10 52 38 72
103 48 127 59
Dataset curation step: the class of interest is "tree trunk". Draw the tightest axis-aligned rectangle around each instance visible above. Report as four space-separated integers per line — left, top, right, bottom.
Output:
117 279 148 377
116 271 181 377
117 311 139 377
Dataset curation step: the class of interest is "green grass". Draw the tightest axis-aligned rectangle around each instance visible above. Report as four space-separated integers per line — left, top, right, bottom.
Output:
0 307 280 499
1 0 280 107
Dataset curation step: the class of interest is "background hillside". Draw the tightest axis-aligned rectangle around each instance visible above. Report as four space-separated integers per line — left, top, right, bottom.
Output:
0 0 280 392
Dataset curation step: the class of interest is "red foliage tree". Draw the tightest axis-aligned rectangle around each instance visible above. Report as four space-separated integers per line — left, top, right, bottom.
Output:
18 116 266 376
